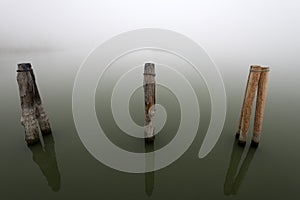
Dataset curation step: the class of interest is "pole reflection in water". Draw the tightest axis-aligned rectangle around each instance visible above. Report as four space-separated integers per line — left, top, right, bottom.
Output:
28 134 61 192
145 143 155 196
224 139 257 195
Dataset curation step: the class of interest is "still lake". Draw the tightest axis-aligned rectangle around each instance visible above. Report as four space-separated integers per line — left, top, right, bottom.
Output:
0 48 299 200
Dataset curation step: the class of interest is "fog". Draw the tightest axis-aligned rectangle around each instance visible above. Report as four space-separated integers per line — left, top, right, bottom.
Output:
0 0 299 55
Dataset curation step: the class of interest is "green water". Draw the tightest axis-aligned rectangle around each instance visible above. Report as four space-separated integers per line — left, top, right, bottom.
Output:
0 49 299 200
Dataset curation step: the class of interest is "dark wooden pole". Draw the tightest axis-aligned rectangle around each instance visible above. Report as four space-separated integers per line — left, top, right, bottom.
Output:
17 63 51 145
144 63 156 143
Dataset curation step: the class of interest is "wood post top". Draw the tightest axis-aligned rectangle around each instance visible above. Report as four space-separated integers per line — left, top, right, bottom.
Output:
250 65 270 72
144 63 156 76
17 63 32 71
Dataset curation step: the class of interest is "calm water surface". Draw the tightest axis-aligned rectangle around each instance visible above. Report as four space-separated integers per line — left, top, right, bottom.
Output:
0 49 299 200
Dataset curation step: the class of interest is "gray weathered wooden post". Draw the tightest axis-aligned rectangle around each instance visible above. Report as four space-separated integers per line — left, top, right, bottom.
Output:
17 63 51 145
143 63 156 143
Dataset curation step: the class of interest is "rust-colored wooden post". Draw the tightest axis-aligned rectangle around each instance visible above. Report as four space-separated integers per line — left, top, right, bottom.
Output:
238 66 262 145
237 65 270 146
143 63 156 143
236 70 251 138
252 67 270 146
17 63 51 145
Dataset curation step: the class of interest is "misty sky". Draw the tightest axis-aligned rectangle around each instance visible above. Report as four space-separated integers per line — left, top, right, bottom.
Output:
0 0 299 54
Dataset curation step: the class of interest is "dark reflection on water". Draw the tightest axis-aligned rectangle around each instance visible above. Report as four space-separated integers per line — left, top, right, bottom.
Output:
145 143 155 196
28 134 61 192
224 139 257 195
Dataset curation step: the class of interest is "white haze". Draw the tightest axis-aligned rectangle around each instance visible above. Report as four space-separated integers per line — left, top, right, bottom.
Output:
0 0 299 53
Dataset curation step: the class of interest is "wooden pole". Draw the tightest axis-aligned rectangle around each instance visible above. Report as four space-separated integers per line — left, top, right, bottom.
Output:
252 67 270 146
144 63 156 143
17 63 51 145
238 66 261 145
236 69 251 138
237 65 270 146
31 68 51 135
17 63 40 144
